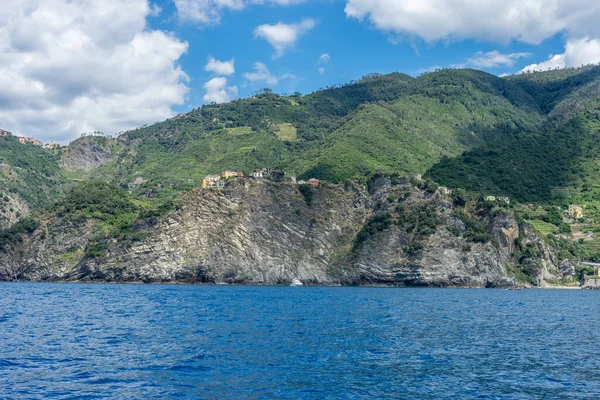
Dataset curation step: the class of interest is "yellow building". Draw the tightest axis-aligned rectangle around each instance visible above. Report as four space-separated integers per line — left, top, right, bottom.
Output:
202 175 220 188
222 170 244 179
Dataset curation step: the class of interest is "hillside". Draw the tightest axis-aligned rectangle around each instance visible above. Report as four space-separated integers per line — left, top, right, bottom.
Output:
5 65 600 286
0 134 64 228
428 66 600 203
77 69 546 198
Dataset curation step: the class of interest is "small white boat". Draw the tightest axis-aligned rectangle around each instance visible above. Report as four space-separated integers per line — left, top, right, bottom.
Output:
290 279 303 287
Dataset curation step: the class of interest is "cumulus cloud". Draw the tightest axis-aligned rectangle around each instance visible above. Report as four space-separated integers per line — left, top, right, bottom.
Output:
344 0 600 44
243 62 295 85
174 0 307 25
521 38 600 72
462 51 532 68
203 77 238 103
318 67 325 75
254 19 317 58
205 56 235 75
0 0 189 144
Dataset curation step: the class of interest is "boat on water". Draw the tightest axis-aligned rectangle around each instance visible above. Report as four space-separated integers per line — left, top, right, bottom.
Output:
290 279 303 287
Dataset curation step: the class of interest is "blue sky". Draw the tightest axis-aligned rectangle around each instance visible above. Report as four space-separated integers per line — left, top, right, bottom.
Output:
2 0 600 143
153 0 568 113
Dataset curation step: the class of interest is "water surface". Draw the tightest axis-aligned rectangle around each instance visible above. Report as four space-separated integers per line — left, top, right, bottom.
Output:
1 283 599 399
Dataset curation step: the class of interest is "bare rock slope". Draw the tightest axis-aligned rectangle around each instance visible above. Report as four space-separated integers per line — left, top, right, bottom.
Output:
0 177 567 286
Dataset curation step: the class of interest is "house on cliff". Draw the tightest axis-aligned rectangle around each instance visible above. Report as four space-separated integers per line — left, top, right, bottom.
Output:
17 137 43 146
202 175 221 188
222 170 245 179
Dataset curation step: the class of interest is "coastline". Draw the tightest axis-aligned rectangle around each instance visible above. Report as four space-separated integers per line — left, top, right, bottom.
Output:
0 279 585 289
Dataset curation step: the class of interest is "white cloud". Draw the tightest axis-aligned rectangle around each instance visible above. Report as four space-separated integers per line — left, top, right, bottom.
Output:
0 0 189 144
254 19 317 58
203 77 238 103
317 53 330 74
317 53 330 64
174 0 307 25
521 38 600 72
344 0 600 44
418 50 530 75
463 51 532 68
242 62 295 85
243 63 279 84
205 56 235 75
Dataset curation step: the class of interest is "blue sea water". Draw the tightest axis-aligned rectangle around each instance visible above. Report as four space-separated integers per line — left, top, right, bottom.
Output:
0 284 599 399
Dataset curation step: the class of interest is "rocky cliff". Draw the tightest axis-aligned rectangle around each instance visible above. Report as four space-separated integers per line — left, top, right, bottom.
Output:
0 177 567 286
60 136 115 172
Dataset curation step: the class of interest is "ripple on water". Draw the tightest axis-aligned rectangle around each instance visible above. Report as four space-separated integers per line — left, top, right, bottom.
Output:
0 284 599 399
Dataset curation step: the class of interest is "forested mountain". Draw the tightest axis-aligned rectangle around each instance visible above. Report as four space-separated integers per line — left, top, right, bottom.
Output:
6 65 600 210
5 65 600 286
429 65 600 202
74 68 550 199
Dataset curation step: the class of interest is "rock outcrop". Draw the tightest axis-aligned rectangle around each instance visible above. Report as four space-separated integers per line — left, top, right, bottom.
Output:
0 177 566 286
60 136 115 172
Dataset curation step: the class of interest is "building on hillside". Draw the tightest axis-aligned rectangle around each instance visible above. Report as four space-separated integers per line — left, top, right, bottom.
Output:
485 196 496 202
308 178 320 188
215 180 226 188
43 142 60 149
0 129 9 137
439 187 452 195
222 170 245 179
17 137 43 146
250 170 264 178
568 205 584 219
297 180 307 185
414 174 423 181
499 196 511 205
202 175 221 188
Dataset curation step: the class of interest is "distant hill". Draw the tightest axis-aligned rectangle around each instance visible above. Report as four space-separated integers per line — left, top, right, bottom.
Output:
78 68 549 200
6 64 600 213
428 65 600 202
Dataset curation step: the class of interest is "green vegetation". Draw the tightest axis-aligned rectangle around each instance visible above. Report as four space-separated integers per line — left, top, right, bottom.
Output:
275 123 297 141
0 217 39 252
0 135 64 211
353 212 392 250
47 180 174 253
428 65 600 205
452 210 491 243
526 220 560 236
396 202 440 240
8 64 600 268
297 184 314 206
83 68 548 195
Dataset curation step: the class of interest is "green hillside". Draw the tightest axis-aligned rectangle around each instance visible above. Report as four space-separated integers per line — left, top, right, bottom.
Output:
88 69 547 194
428 67 600 203
0 134 64 210
7 64 600 215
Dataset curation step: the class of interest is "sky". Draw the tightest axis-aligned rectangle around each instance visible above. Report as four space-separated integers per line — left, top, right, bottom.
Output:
2 0 600 144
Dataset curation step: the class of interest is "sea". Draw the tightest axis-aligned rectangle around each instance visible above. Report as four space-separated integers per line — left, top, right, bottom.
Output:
0 283 599 399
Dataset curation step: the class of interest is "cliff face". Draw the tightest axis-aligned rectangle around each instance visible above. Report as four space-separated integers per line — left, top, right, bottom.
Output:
0 177 566 286
0 192 30 230
60 136 115 172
